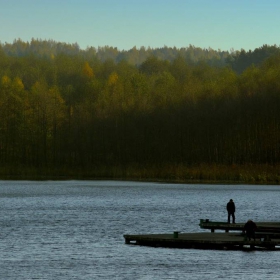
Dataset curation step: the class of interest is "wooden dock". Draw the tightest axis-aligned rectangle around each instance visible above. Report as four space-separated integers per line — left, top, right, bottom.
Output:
124 220 280 251
199 219 280 233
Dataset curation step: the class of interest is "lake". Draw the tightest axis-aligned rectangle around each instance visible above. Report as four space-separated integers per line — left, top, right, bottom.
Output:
0 180 280 279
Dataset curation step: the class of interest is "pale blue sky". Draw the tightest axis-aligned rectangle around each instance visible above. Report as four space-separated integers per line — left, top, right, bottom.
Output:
0 0 279 51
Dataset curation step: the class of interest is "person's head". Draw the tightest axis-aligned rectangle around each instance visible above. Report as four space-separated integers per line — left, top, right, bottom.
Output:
230 199 233 202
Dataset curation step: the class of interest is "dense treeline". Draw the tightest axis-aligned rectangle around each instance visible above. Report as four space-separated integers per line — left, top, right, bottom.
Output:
1 39 280 182
1 38 228 66
2 39 280 71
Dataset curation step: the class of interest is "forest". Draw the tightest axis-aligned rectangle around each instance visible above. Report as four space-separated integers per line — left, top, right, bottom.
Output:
1 39 280 183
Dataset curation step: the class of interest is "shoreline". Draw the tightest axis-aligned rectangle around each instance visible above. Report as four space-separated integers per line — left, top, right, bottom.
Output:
1 163 280 185
0 176 278 185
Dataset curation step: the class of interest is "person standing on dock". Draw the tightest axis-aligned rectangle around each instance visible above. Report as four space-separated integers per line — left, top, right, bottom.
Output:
227 199 235 223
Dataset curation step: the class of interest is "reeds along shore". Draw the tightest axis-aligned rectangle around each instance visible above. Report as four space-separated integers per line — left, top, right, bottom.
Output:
1 164 280 184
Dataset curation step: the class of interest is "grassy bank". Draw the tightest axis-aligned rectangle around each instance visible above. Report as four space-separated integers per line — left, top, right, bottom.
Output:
122 163 280 184
1 164 280 184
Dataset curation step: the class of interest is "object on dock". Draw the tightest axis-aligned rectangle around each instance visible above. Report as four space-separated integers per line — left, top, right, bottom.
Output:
173 231 180 238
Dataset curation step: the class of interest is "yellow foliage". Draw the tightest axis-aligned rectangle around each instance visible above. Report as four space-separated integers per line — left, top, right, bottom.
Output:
108 72 118 86
83 62 94 79
13 77 24 91
1 75 11 87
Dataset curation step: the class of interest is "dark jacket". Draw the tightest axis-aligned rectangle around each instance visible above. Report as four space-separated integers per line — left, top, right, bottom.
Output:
244 220 257 234
227 200 235 213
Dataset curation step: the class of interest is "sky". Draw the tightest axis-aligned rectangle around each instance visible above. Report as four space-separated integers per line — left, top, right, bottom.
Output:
0 0 280 51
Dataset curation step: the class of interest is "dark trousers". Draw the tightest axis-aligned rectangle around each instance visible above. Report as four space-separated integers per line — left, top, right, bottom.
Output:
228 212 235 223
246 231 255 241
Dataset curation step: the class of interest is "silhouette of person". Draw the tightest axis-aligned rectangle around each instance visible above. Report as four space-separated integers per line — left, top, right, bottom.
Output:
244 220 257 241
227 199 235 223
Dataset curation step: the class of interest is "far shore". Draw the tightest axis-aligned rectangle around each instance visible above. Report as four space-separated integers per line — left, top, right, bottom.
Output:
1 163 280 185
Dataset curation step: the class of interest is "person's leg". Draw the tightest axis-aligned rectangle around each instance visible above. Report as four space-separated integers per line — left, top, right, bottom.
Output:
247 231 254 241
228 212 230 223
232 213 235 223
247 233 251 241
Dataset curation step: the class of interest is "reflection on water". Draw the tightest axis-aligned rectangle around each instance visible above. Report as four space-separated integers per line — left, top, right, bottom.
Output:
0 180 280 279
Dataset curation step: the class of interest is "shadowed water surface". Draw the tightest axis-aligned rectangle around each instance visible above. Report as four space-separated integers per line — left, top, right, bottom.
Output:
0 180 280 279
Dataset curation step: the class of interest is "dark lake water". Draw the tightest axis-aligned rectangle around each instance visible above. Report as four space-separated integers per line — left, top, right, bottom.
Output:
0 180 280 279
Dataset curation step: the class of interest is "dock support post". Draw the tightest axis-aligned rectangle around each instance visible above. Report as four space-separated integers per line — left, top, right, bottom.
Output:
125 238 130 244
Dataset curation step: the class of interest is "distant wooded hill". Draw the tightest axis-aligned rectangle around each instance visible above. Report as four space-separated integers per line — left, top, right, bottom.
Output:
1 39 280 73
